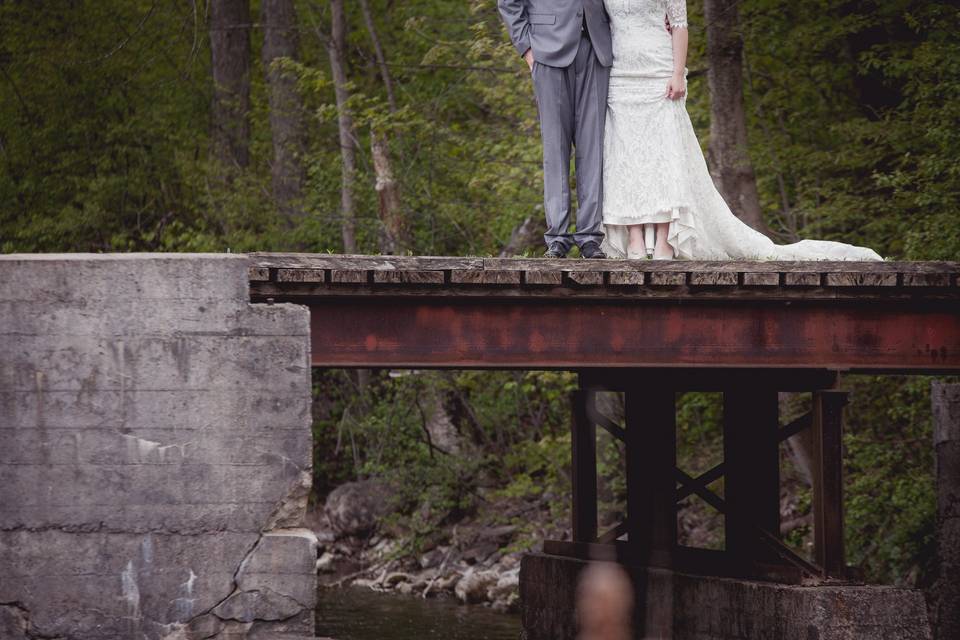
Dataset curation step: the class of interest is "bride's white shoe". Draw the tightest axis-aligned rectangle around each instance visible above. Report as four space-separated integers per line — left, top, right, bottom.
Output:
627 248 646 260
644 225 656 258
653 245 674 260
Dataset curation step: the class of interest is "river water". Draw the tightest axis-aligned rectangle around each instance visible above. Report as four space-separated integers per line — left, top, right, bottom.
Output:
316 587 522 640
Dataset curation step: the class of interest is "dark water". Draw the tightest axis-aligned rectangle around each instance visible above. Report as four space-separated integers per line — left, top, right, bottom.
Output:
316 587 521 640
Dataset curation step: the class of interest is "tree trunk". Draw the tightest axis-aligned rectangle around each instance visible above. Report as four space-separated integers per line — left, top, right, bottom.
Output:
703 0 768 235
327 0 357 253
261 0 306 226
370 131 407 254
209 0 251 172
358 0 397 113
499 215 543 257
358 0 407 254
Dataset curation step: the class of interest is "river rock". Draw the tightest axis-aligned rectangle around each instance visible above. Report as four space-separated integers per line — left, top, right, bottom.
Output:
499 552 523 569
316 551 337 573
462 542 498 565
383 572 411 587
478 524 518 543
455 568 499 604
325 479 393 537
489 569 520 612
419 547 447 570
435 572 462 593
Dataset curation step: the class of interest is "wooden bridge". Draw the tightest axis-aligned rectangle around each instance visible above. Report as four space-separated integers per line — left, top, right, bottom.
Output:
250 254 960 585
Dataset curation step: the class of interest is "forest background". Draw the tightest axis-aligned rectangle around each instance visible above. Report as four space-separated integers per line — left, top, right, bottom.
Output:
2 0 958 588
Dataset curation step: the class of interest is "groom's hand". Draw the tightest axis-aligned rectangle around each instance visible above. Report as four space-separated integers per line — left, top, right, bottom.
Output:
523 48 534 71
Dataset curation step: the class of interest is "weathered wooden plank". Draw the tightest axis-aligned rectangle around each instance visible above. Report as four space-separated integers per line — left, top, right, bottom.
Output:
253 279 960 302
524 271 564 286
488 257 642 272
481 257 959 274
609 271 645 286
824 272 897 287
690 272 738 286
277 268 325 283
372 270 444 285
784 272 821 286
451 270 522 285
330 270 368 284
903 272 952 287
649 271 686 286
251 252 482 272
542 539 806 583
248 266 271 282
253 253 959 274
567 271 604 286
742 272 780 286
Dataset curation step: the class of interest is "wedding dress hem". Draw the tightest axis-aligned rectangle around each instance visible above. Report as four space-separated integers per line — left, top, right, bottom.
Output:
601 205 696 259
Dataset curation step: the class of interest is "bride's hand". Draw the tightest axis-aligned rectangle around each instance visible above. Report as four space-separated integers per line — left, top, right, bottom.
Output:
665 73 686 100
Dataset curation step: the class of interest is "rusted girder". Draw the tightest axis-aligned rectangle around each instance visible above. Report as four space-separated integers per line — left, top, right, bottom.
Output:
308 298 960 371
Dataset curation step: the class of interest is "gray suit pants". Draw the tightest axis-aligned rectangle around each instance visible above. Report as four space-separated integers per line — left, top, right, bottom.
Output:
532 32 610 252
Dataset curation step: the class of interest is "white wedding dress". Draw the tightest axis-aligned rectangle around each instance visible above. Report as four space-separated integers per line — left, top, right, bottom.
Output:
599 0 883 261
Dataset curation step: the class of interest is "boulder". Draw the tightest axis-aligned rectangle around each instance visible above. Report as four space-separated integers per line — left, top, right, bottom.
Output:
461 542 498 565
324 479 393 538
454 568 499 604
419 547 447 570
488 568 520 611
383 572 411 587
316 551 337 573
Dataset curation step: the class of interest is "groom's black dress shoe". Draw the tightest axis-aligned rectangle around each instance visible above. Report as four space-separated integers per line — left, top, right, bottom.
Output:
543 243 567 258
580 241 607 259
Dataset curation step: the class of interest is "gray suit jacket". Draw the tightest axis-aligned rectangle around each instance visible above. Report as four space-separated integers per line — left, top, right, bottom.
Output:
498 0 613 68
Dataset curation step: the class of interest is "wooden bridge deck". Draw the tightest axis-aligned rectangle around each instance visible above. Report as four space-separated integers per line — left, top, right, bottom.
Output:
249 253 960 372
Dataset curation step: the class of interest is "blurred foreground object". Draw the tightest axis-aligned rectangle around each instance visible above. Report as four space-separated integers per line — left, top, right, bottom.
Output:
576 562 634 640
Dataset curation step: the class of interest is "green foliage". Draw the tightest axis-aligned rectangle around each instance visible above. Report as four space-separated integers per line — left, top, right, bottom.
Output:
843 375 943 585
738 0 960 258
312 369 576 544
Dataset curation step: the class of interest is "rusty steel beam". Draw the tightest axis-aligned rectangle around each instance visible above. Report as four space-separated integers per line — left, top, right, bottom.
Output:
308 298 960 371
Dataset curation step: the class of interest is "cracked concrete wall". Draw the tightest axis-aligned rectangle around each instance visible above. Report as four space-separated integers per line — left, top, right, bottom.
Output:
0 254 316 640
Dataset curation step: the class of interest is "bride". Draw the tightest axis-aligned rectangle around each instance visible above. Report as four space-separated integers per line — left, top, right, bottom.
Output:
599 0 883 261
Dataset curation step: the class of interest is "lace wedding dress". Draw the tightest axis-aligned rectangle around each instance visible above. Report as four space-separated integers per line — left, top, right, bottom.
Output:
599 0 883 261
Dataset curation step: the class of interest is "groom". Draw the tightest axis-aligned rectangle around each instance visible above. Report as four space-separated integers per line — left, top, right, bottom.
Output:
498 0 613 258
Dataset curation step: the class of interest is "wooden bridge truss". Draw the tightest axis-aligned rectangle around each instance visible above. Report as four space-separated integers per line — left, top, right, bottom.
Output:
547 369 846 584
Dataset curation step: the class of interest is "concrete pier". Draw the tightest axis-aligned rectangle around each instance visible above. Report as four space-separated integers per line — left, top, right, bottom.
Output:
521 553 933 640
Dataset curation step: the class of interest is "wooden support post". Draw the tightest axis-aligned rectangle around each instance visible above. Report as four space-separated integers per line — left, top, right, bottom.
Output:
625 377 676 567
571 389 597 543
812 389 847 578
932 382 960 640
723 389 780 562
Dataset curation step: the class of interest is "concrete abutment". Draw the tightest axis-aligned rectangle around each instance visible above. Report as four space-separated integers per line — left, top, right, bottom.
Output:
0 254 316 640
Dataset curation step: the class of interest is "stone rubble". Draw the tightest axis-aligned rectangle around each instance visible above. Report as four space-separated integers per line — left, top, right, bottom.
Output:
308 495 535 614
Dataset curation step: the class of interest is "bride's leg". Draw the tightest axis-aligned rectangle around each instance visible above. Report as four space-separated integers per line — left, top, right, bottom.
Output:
653 222 674 259
627 224 646 258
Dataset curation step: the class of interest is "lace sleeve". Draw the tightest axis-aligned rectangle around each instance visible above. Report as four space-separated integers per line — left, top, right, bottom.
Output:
666 0 688 29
